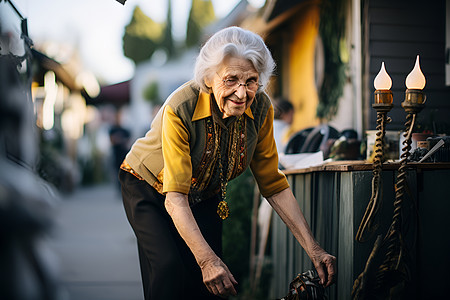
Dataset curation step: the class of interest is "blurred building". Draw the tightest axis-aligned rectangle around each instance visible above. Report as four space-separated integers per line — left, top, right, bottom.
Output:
31 41 105 191
127 48 198 140
234 0 450 141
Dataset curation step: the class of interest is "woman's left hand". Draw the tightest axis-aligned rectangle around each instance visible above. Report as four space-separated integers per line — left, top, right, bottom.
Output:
310 245 337 287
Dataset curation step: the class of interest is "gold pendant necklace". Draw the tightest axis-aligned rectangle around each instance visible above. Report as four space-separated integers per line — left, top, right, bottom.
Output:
217 125 229 220
214 115 246 220
217 199 229 220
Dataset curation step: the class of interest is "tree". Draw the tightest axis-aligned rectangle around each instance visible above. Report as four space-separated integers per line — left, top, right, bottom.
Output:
142 80 161 104
186 0 216 48
161 0 175 59
123 6 164 64
123 0 217 64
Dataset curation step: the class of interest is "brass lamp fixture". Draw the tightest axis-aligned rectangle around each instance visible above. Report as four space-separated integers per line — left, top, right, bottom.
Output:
395 56 426 216
378 55 426 281
356 62 393 242
353 56 427 299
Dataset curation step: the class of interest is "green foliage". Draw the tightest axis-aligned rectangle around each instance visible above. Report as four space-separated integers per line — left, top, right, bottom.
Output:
142 80 161 104
123 34 158 65
123 1 217 64
223 169 255 291
123 6 165 64
317 0 347 120
236 263 273 300
186 0 216 48
224 169 273 299
161 0 175 58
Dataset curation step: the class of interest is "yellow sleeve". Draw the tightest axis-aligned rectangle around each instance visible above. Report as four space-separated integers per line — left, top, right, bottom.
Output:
161 105 192 194
250 105 290 197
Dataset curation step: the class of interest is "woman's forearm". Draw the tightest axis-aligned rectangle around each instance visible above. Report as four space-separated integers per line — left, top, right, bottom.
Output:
266 187 319 255
165 192 238 295
267 187 336 287
164 192 217 267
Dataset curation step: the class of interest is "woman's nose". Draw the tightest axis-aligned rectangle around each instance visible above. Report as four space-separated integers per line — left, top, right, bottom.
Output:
234 84 247 99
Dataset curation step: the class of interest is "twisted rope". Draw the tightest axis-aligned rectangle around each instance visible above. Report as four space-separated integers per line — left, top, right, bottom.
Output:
353 113 416 299
374 113 416 290
356 112 391 242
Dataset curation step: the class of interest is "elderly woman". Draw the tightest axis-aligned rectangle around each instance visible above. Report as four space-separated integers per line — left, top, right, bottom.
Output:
119 26 336 299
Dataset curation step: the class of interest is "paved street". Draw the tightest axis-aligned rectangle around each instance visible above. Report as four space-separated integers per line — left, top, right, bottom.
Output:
48 183 142 300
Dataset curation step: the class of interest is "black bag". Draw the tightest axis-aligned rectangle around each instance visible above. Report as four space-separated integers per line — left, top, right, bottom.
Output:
277 270 325 300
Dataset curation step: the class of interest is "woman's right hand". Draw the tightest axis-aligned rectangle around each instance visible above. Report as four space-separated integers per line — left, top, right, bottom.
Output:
199 256 238 298
165 192 238 297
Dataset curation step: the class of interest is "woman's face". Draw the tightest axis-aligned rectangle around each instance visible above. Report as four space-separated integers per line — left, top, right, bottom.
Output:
207 56 259 119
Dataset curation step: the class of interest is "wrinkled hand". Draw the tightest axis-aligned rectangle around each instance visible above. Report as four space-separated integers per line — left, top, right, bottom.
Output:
200 256 238 298
310 246 337 288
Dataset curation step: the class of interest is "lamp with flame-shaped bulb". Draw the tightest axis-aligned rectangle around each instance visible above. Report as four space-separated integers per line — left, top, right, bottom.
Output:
380 56 428 288
355 62 394 242
363 56 428 300
373 62 393 112
402 55 426 113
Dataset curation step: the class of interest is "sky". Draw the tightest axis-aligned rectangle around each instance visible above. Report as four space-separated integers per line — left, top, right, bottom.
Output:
11 0 264 85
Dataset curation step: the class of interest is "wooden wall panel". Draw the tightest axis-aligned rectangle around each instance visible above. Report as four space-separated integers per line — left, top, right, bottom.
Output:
365 0 449 132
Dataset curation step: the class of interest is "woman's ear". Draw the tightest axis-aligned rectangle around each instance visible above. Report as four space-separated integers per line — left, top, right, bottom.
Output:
204 76 212 89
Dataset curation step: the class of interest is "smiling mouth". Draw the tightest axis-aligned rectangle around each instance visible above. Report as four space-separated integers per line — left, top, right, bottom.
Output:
229 99 245 105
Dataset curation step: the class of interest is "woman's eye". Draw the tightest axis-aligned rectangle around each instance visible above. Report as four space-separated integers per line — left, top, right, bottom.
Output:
225 79 237 86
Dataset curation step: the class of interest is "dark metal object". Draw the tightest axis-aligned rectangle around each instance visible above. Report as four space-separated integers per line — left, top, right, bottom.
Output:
355 91 393 242
1 2 60 299
353 89 426 299
375 89 426 285
278 270 325 300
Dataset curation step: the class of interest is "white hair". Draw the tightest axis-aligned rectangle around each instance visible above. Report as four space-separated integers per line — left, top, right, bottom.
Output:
193 26 276 92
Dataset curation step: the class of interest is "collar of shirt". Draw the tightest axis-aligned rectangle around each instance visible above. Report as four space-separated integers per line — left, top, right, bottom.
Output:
191 91 255 122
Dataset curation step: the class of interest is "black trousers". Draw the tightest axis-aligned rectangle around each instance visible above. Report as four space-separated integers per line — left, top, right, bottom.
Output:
119 169 223 300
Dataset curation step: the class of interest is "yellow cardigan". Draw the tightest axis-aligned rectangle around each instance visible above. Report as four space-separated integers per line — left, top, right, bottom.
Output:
125 81 289 203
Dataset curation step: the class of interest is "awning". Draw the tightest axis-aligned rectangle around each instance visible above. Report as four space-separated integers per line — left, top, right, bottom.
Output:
32 48 80 91
88 80 130 107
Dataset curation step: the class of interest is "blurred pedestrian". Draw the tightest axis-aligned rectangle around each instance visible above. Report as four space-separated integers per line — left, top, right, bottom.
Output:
273 98 294 153
119 26 336 299
109 109 130 188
